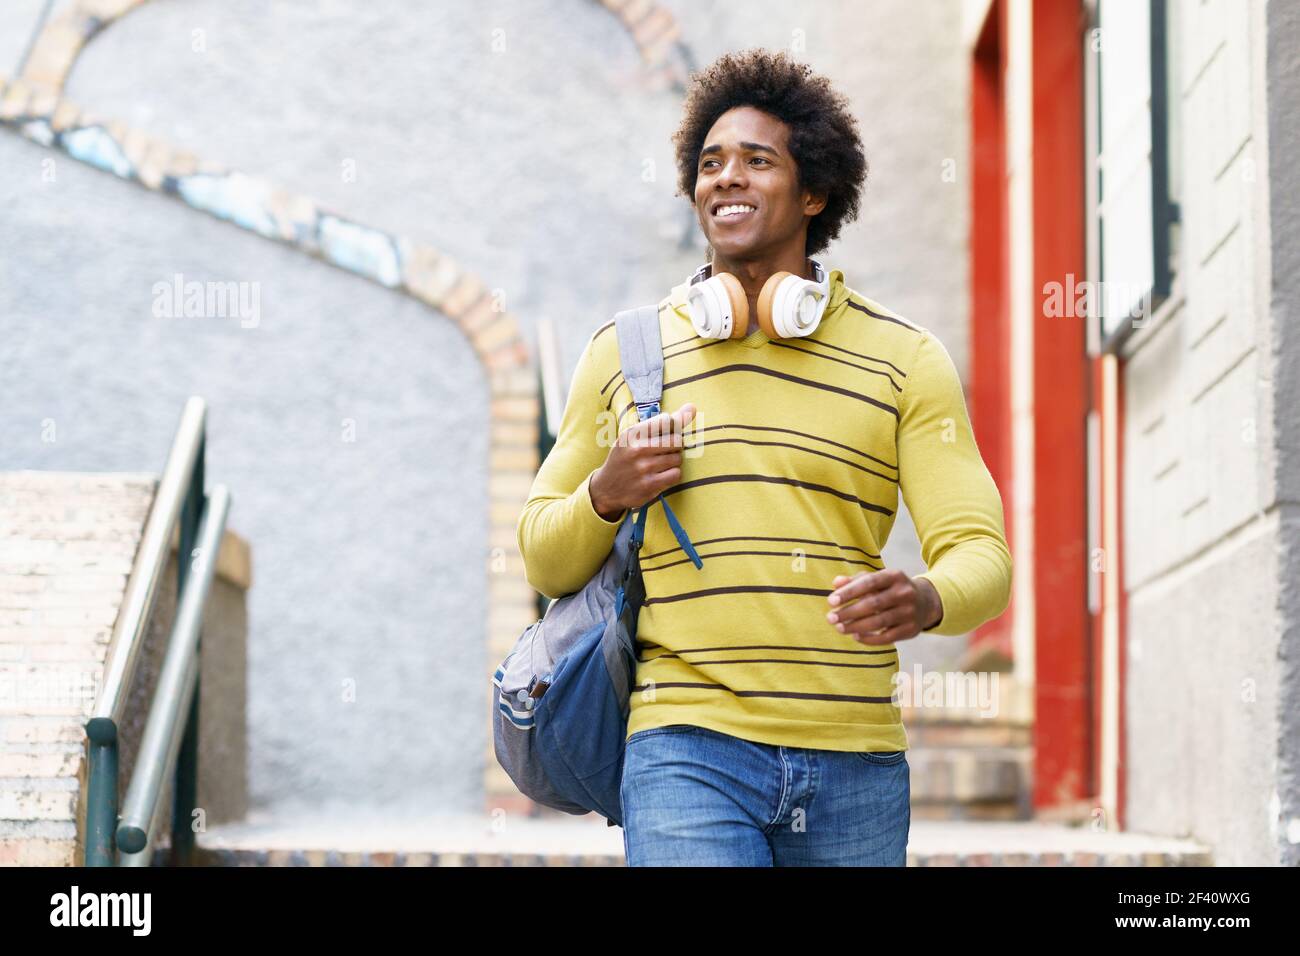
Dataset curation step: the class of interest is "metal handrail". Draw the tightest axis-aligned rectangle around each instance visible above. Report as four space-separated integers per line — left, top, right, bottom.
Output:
89 398 205 734
83 396 229 866
117 485 230 862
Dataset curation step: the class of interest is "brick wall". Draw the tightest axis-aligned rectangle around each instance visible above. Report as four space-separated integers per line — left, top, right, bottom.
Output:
0 471 249 865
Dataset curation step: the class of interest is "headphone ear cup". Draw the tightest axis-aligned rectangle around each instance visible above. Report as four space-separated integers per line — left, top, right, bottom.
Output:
756 271 793 339
714 271 749 339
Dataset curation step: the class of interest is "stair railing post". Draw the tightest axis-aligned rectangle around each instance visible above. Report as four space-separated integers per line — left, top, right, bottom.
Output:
84 733 118 866
169 434 205 865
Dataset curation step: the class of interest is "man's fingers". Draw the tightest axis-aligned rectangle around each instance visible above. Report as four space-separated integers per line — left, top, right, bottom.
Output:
635 411 675 437
632 432 685 452
647 465 682 491
854 622 913 646
832 591 898 625
828 570 898 607
827 574 911 633
623 413 681 448
627 404 699 450
849 584 914 621
636 453 683 479
840 602 909 635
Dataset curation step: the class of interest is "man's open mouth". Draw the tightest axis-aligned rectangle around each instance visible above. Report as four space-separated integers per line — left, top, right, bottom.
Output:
711 202 757 222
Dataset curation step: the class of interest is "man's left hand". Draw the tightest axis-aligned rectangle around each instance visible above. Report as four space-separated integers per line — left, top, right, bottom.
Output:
825 569 942 644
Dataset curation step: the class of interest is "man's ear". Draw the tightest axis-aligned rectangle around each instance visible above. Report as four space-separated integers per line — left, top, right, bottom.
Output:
803 189 828 217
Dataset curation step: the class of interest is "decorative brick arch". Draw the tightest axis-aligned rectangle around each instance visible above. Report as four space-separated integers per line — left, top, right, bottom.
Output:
13 0 150 91
594 0 693 92
20 0 692 93
3 0 691 821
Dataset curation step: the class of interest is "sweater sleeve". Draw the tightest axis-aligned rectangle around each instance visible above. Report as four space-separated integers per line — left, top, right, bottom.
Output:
516 329 628 599
896 329 1013 636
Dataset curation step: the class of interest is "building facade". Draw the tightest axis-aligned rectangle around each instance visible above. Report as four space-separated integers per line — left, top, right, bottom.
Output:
963 0 1299 865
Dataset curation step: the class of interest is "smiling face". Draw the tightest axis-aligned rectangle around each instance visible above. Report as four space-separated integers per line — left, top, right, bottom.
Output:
694 106 826 263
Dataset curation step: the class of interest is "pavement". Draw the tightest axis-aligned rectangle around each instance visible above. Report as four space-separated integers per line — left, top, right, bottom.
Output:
182 809 1213 866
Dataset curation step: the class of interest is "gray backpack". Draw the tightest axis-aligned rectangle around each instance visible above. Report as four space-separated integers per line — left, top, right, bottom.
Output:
492 305 704 826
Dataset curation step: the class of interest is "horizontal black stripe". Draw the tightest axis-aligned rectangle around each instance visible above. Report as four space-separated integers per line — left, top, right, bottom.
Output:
681 436 899 484
636 642 897 656
603 335 905 397
596 299 913 393
640 534 882 562
601 337 730 396
658 473 895 516
845 297 921 332
612 364 899 419
664 331 708 349
597 305 914 409
641 583 836 606
631 681 898 704
640 548 882 574
689 424 898 471
777 335 908 378
766 340 903 392
663 338 729 363
637 656 898 669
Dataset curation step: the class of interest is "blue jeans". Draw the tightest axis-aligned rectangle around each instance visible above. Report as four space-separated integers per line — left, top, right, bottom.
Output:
619 723 910 866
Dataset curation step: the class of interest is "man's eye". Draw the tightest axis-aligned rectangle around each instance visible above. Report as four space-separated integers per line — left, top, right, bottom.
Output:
702 157 768 170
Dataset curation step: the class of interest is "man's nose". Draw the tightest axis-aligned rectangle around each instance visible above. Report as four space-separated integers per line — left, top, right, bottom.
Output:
717 156 747 188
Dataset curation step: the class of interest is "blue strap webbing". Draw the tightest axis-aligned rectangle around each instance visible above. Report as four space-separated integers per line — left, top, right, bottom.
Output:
615 304 704 570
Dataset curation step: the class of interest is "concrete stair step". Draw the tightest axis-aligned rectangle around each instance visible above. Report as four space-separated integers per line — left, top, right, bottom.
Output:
898 672 1033 728
904 720 1032 749
908 746 1030 813
898 686 1034 818
163 812 1211 866
906 822 1212 866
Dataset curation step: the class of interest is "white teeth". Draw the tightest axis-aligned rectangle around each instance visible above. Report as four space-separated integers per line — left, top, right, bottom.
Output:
715 204 755 217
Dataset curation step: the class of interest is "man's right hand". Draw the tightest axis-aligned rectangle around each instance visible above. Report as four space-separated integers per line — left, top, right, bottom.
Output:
589 403 697 521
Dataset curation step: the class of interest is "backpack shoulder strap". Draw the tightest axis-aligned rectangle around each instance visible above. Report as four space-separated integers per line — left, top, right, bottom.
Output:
611 304 703 570
614 304 664 418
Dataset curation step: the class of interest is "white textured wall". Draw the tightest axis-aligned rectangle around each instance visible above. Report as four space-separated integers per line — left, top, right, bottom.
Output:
1120 0 1282 865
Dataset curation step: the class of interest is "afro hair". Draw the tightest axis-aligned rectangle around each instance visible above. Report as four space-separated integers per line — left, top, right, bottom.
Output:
672 48 867 258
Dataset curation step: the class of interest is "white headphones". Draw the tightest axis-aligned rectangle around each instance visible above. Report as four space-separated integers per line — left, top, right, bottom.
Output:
685 257 832 340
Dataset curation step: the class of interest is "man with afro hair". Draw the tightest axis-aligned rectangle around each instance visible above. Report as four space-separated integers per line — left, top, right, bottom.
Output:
518 48 1012 866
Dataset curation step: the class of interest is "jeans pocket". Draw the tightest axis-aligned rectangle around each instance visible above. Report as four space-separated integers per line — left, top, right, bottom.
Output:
853 749 907 766
626 723 700 745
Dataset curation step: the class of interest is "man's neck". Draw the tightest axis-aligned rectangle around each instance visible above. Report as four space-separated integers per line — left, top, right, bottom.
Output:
710 254 813 285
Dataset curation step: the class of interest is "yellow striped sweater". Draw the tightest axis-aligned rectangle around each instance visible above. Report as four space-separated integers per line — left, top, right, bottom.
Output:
516 266 1012 752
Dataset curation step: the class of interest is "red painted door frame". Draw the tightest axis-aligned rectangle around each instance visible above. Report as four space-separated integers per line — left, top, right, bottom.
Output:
969 0 1094 814
1030 0 1091 813
969 0 1014 665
